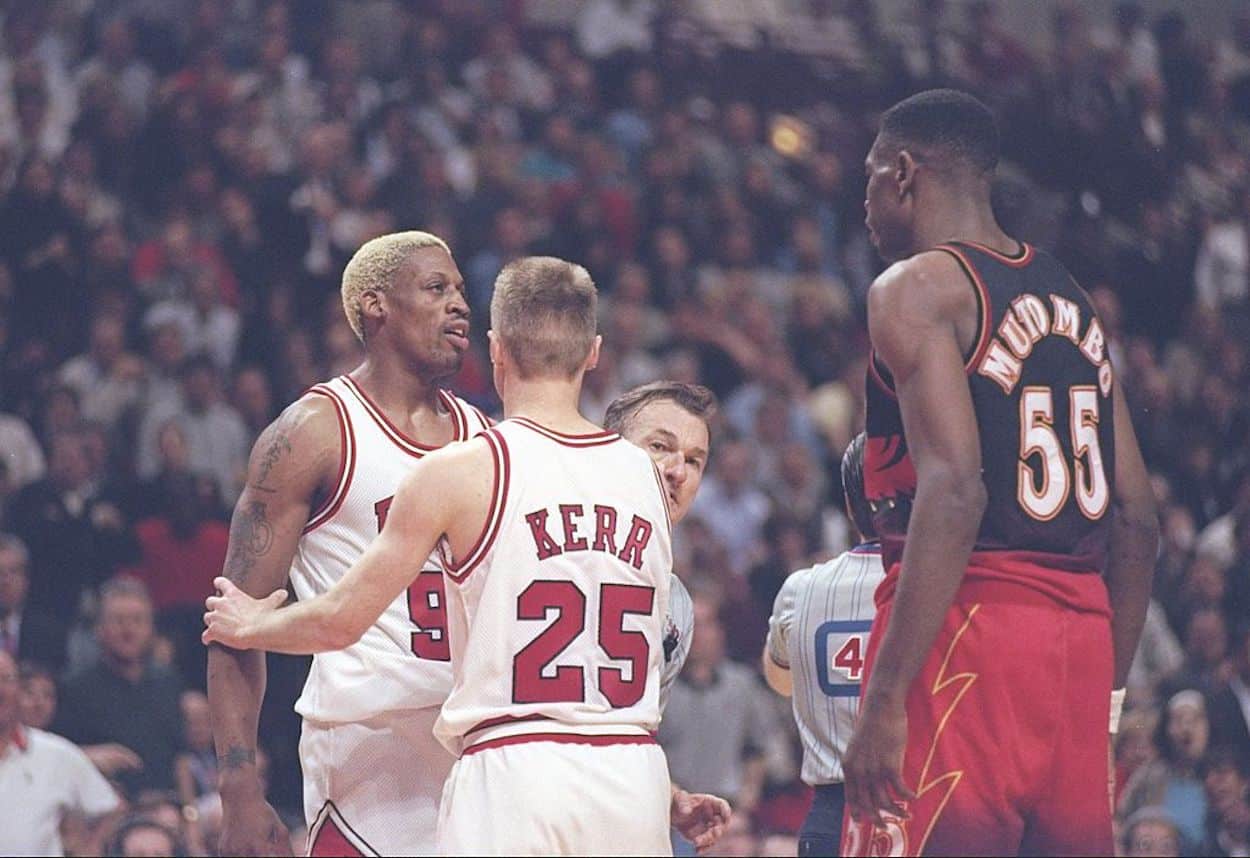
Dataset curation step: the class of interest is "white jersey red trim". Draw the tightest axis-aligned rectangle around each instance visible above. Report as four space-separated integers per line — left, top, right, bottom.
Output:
289 375 492 722
434 417 673 756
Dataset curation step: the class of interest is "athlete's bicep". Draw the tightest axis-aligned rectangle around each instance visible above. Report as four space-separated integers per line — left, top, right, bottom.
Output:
222 398 340 597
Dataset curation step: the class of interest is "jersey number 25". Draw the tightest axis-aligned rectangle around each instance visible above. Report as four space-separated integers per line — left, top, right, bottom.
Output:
512 580 655 708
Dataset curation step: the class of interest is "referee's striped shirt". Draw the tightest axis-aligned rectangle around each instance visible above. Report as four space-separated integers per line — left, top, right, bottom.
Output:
766 543 885 785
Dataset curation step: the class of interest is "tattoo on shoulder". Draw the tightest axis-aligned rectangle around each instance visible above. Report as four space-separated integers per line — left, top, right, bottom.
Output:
225 501 274 584
220 746 257 770
254 424 294 491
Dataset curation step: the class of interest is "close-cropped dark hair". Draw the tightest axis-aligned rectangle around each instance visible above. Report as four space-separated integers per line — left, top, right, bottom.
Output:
841 433 877 541
603 381 718 436
878 89 999 176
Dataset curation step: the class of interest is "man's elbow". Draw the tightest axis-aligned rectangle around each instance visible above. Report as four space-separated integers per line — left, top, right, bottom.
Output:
925 465 987 522
318 615 366 651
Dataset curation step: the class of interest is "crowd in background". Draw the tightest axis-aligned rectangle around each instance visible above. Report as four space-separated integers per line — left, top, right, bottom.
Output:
0 0 1248 855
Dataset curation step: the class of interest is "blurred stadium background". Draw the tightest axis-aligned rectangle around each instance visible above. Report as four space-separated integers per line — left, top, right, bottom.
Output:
1 0 1249 855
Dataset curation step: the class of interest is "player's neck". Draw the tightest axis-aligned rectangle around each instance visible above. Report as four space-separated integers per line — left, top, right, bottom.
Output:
503 377 599 434
913 200 1012 256
349 357 447 419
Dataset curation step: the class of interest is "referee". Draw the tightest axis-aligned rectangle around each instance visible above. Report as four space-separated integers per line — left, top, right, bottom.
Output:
762 434 885 857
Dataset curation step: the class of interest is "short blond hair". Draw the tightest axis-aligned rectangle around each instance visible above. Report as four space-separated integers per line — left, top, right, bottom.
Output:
491 256 597 378
341 231 451 342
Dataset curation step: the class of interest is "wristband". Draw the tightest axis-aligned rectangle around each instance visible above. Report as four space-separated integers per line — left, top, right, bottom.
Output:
1109 687 1126 734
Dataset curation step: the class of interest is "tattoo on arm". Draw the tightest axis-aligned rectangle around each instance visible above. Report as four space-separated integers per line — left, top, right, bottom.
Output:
254 429 293 491
225 501 274 585
220 746 257 770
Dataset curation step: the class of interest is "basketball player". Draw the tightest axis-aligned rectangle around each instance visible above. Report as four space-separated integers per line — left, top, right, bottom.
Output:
841 90 1159 855
762 433 885 857
206 232 490 856
604 381 732 852
205 257 676 855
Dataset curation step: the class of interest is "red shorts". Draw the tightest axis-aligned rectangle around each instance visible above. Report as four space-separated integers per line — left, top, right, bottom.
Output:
843 554 1115 857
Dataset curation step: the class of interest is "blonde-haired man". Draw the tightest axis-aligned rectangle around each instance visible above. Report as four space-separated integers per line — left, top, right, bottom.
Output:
206 257 679 855
207 231 490 856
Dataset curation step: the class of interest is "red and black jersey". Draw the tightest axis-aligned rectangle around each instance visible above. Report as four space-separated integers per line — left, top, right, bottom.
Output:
863 240 1115 573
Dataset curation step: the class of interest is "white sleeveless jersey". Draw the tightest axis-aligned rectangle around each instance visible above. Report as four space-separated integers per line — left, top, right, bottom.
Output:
766 543 884 784
433 417 673 757
288 374 492 723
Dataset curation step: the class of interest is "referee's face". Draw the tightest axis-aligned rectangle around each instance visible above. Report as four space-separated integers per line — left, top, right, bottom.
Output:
622 400 710 525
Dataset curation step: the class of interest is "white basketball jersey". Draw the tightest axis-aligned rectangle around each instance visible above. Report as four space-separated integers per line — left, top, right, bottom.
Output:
433 417 673 757
288 374 492 723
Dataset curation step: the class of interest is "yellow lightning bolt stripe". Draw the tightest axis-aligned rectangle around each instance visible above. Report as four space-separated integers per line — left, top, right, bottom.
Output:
911 603 982 856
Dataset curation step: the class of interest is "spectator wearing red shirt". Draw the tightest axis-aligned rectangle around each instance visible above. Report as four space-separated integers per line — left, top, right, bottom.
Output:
122 472 227 690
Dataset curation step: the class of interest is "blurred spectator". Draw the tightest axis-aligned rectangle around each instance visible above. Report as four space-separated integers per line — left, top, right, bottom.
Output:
143 266 240 372
1194 187 1250 315
137 354 249 506
75 18 156 122
689 438 770 576
231 364 277 442
1208 622 1250 761
174 690 216 808
18 659 57 730
103 815 184 858
0 650 123 857
1121 690 1212 853
58 314 146 431
121 470 226 688
1117 708 1161 808
0 409 46 491
53 577 184 796
1127 600 1185 707
0 532 66 671
1167 606 1234 697
1200 747 1250 856
1121 805 1183 857
9 428 134 623
659 597 780 815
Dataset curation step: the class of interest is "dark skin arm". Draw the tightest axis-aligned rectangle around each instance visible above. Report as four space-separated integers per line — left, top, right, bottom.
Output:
842 253 987 827
1105 378 1159 689
205 396 339 856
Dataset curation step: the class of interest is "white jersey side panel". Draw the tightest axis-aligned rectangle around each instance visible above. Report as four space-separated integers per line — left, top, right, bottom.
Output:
434 418 673 756
288 375 492 723
766 544 884 784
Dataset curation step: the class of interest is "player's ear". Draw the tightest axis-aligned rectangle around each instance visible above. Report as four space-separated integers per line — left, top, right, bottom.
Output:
583 335 602 372
360 289 386 331
896 149 918 200
487 330 503 366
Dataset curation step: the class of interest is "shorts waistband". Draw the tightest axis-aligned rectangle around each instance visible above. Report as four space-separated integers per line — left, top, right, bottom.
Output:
461 719 655 756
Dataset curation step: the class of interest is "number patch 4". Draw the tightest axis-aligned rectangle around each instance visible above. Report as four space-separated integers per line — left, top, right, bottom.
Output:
815 620 872 697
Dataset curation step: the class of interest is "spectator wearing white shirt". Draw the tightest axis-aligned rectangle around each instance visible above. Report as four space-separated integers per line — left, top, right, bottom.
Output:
0 411 45 491
58 315 146 430
0 650 122 857
1193 188 1250 313
144 267 240 372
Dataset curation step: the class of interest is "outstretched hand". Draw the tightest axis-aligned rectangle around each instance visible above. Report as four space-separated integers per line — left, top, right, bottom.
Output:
203 577 287 649
671 788 732 854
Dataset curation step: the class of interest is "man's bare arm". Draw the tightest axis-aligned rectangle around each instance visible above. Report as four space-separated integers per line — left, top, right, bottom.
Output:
204 440 496 654
843 255 985 824
1105 379 1159 689
206 397 338 854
